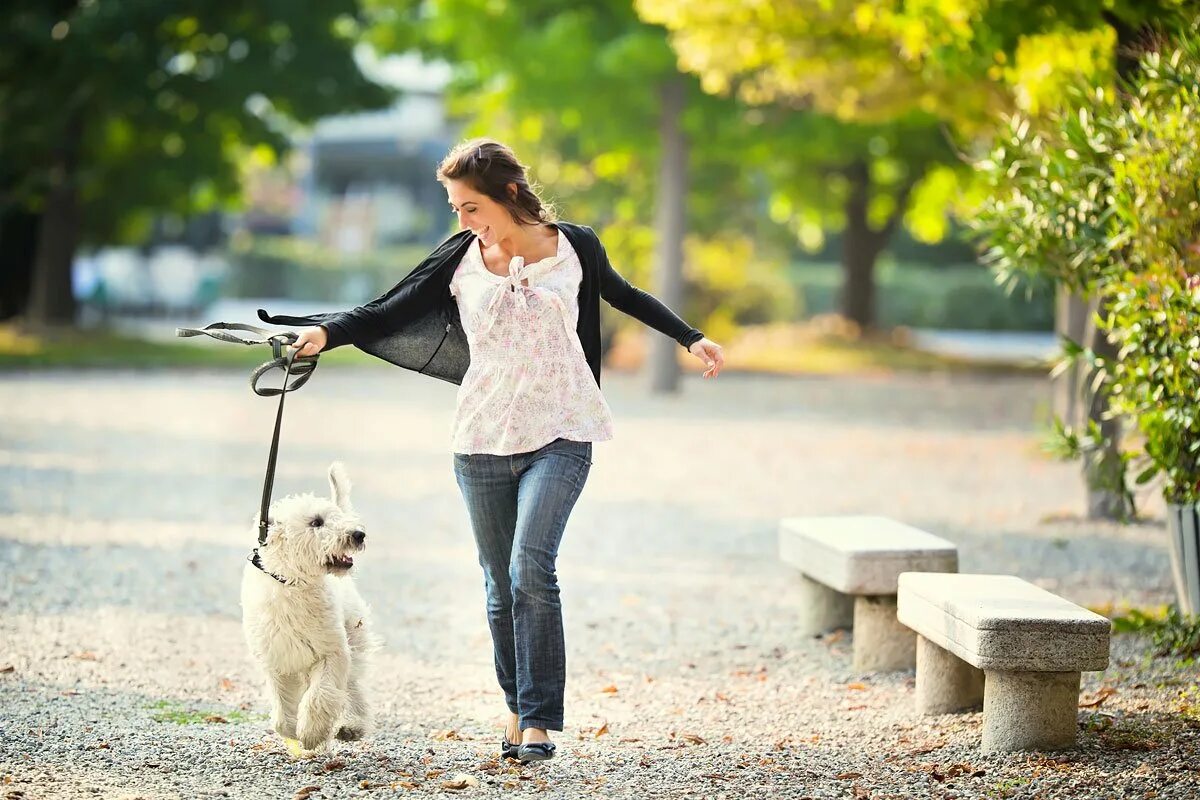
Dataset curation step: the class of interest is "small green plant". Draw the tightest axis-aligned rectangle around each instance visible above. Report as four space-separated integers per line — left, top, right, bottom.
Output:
1106 605 1200 659
1150 608 1200 659
147 699 264 725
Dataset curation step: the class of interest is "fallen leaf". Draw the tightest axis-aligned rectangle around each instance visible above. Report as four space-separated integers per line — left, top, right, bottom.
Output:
846 683 867 691
847 705 868 711
0 665 14 674
323 758 345 772
203 715 227 724
595 721 609 737
440 773 479 791
430 729 463 740
358 780 370 789
425 769 445 779
391 781 418 790
836 772 862 780
600 684 618 694
218 678 235 691
680 733 706 745
1079 687 1118 708
291 786 320 800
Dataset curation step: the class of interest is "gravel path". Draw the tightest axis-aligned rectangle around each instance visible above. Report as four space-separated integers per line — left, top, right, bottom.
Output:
1 366 1197 799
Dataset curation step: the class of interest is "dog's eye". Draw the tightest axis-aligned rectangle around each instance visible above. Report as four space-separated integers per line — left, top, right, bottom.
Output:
310 517 324 528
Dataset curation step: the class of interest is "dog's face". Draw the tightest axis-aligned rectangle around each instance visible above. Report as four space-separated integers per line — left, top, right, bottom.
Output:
255 462 367 581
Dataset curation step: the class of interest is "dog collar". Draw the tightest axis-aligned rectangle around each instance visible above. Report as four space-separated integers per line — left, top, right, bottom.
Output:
248 548 291 586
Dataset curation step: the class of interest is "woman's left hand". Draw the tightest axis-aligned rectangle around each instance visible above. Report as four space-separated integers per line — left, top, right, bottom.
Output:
688 338 724 378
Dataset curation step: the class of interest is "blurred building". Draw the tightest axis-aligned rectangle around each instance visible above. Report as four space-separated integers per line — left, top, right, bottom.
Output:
290 51 458 250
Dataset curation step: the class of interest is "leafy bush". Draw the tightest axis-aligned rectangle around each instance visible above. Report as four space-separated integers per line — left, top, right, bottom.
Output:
974 28 1200 505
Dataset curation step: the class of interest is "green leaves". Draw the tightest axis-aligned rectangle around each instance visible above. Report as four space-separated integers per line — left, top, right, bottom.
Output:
1 1 391 244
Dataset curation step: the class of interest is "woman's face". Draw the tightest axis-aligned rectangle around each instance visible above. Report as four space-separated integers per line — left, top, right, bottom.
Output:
445 179 512 247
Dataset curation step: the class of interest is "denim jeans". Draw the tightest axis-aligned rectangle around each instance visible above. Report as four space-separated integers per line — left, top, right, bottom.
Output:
453 437 593 733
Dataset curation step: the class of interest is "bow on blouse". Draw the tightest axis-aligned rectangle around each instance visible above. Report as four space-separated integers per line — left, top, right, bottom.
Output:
477 254 581 351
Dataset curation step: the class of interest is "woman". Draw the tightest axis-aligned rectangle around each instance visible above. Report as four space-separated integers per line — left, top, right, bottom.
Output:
272 138 724 762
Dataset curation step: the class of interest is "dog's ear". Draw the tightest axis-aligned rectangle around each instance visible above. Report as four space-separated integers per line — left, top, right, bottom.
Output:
328 461 352 510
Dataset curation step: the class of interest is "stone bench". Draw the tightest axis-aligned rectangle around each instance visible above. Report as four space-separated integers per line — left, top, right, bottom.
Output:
778 516 958 672
896 572 1111 752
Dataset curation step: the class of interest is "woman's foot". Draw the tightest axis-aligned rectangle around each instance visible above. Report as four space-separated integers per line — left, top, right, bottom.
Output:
518 727 555 761
501 712 520 760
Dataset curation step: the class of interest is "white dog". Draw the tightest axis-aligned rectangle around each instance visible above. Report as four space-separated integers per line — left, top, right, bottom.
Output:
240 461 381 750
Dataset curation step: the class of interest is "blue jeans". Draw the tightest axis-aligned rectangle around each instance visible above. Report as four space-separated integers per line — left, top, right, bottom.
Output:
453 437 593 733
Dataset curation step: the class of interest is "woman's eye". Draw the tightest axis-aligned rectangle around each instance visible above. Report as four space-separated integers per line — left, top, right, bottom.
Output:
311 517 324 528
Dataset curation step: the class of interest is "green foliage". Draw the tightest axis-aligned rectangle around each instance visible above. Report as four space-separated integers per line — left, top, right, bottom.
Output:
0 1 390 243
1108 606 1200 659
974 27 1200 504
1101 32 1200 504
970 90 1124 295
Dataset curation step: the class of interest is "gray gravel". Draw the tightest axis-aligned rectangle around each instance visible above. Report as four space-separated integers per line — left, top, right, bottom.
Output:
1 366 1197 799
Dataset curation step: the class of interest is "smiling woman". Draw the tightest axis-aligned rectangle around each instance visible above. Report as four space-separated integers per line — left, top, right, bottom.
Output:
261 135 724 762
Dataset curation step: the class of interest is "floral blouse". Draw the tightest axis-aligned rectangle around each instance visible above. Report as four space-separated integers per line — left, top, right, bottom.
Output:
448 230 615 455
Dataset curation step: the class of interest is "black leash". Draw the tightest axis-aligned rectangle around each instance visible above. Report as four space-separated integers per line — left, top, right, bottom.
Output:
175 322 319 584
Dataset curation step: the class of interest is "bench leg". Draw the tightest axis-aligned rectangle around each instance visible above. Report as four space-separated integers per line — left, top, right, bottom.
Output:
981 670 1080 752
852 595 915 672
796 573 854 635
915 635 983 714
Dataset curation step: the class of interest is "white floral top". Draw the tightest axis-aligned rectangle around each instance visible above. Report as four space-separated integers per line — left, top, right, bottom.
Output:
448 230 615 455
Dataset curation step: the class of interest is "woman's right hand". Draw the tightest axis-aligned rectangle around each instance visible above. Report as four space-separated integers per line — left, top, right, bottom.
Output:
288 326 328 357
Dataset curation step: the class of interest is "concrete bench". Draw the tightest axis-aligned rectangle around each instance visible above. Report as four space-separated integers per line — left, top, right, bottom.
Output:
897 572 1111 752
778 516 958 671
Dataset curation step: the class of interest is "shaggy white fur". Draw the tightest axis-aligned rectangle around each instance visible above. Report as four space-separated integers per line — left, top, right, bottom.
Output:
240 461 382 750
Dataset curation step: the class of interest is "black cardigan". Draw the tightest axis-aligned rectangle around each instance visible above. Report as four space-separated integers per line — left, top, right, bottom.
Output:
257 221 704 387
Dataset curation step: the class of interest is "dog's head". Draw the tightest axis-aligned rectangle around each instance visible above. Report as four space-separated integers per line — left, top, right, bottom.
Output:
254 461 367 581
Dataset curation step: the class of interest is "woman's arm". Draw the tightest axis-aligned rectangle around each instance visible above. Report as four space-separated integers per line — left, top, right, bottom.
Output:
597 238 703 350
595 234 724 377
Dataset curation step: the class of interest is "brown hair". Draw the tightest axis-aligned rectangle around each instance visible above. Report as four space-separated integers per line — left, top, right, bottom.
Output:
436 138 556 226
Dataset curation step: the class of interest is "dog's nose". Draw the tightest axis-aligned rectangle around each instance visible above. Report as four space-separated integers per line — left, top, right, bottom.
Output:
352 530 366 545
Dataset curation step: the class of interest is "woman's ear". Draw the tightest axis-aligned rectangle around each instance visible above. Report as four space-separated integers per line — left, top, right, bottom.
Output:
507 182 518 201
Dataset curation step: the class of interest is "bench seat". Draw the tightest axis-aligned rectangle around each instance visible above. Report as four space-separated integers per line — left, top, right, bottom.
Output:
897 572 1111 752
778 516 958 671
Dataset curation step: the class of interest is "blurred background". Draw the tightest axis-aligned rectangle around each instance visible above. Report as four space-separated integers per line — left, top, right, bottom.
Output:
2 0 1087 376
4 1 1197 521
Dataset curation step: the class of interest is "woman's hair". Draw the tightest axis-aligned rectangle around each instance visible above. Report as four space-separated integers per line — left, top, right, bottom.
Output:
436 138 556 225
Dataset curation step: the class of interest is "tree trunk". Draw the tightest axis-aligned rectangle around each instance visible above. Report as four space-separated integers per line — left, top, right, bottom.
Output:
26 113 84 329
1074 12 1149 520
840 159 879 332
0 204 40 322
649 75 688 394
1086 299 1130 518
1051 286 1089 429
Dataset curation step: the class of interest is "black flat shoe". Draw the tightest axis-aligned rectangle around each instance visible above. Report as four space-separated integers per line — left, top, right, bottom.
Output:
501 733 520 760
517 741 556 762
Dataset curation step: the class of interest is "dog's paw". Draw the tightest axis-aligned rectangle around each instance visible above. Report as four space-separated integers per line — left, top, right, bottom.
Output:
272 719 298 740
299 730 330 751
335 724 366 742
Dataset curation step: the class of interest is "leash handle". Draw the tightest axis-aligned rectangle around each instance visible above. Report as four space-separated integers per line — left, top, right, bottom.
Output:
258 346 298 546
175 322 319 396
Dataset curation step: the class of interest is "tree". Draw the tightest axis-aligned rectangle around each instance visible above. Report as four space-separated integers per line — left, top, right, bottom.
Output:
639 0 1196 518
1 1 390 327
636 0 981 332
368 0 792 390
